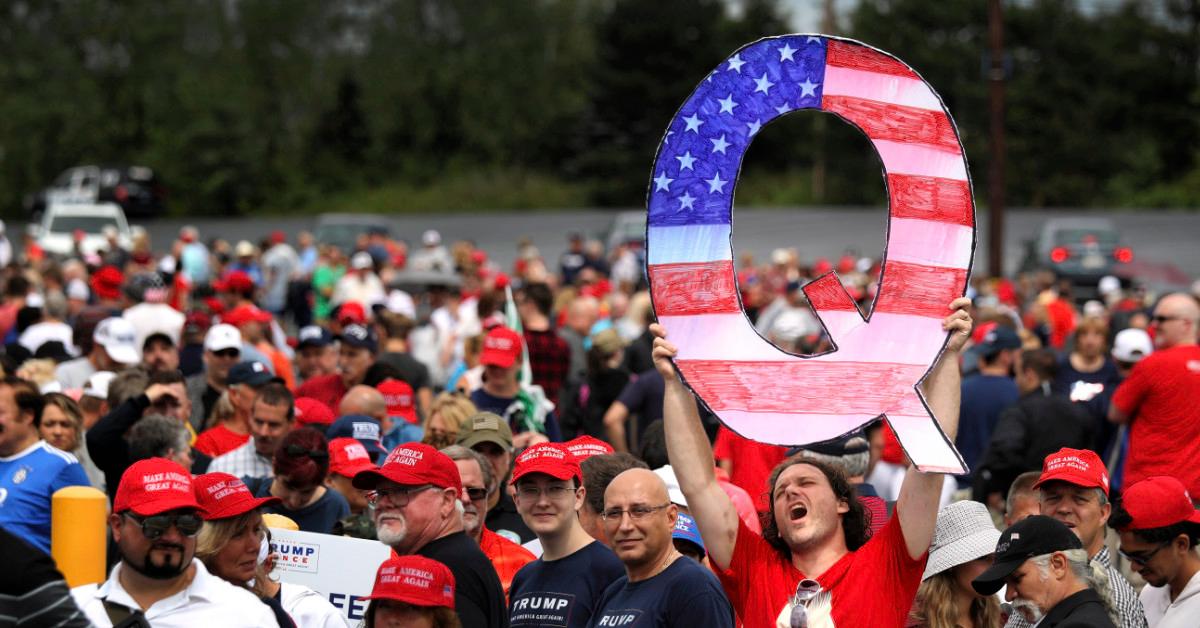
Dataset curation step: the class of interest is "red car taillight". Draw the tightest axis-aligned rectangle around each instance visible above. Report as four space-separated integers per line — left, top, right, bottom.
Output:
1050 246 1070 263
1113 247 1133 263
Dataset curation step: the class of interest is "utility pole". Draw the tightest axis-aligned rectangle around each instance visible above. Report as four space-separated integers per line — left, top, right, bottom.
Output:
987 0 1006 278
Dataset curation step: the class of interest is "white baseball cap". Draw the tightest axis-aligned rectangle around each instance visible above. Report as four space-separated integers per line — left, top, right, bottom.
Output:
422 229 441 246
653 465 688 508
204 323 242 352
1113 328 1153 363
385 290 416 319
1098 275 1121 297
93 318 139 365
83 371 117 400
351 251 374 270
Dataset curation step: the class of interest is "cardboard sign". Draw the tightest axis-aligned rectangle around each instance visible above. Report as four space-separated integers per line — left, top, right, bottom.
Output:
268 527 392 622
646 35 974 473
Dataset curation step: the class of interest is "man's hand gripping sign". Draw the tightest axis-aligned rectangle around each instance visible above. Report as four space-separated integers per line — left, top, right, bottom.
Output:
645 35 974 473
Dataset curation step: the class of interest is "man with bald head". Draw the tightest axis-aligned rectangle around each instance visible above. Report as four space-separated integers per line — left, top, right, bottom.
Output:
590 468 734 627
1110 292 1200 497
339 385 388 430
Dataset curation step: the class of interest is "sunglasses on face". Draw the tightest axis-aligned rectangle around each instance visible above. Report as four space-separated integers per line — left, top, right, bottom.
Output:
465 487 489 501
124 511 203 540
284 444 329 462
212 349 240 359
1119 541 1171 567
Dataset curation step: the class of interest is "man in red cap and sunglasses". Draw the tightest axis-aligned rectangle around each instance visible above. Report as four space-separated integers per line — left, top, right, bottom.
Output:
71 458 280 627
354 442 507 628
1110 475 1200 627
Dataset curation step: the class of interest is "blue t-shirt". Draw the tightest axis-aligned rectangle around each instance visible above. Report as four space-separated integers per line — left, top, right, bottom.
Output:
589 556 734 628
245 477 349 534
510 540 625 628
0 441 90 553
955 374 1019 486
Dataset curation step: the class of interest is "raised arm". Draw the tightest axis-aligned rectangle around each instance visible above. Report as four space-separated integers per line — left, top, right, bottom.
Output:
897 298 972 559
653 324 739 569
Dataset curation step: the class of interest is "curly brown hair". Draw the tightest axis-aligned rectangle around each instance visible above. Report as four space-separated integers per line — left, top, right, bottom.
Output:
761 455 871 558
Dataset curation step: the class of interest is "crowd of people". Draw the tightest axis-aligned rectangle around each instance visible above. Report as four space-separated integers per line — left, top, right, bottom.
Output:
0 221 1197 628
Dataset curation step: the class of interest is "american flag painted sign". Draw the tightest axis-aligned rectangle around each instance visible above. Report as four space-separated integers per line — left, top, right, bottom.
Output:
646 35 974 473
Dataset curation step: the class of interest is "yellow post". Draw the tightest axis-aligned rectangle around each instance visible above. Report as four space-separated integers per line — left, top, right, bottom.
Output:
51 485 108 588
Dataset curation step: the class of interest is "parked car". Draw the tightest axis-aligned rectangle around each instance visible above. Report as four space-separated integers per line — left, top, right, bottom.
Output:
314 213 392 254
33 203 132 257
24 165 166 217
1021 217 1134 298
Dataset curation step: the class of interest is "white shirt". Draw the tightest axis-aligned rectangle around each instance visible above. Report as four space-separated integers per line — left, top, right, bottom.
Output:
281 582 352 628
207 440 274 480
1141 570 1200 628
71 558 280 628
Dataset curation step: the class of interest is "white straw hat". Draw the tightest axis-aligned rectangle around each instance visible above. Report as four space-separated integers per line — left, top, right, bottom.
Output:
923 500 1001 581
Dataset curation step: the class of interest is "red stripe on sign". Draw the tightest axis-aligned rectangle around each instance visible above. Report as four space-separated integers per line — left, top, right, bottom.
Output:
874 261 968 318
803 274 860 312
649 261 740 316
677 359 928 415
824 96 961 153
825 40 919 80
888 174 974 227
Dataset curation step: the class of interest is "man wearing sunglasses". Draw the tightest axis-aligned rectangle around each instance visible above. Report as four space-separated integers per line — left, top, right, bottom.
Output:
1110 293 1200 500
506 443 623 628
185 324 243 431
590 468 734 627
1110 475 1200 628
353 442 507 628
70 458 280 627
651 299 973 627
1017 448 1146 628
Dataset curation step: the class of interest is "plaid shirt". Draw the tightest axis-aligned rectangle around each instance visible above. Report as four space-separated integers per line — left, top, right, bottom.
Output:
524 328 571 402
206 440 273 480
1003 546 1146 628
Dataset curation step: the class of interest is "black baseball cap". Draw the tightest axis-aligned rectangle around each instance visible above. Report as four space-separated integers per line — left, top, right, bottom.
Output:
338 324 378 353
227 361 278 387
297 325 334 349
971 515 1083 595
787 430 870 457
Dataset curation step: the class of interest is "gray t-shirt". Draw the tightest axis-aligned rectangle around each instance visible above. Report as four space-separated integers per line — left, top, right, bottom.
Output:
54 358 96 390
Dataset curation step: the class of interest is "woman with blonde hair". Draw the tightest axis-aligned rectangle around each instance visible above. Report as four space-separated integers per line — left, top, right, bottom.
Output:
420 392 477 450
40 392 84 453
194 472 348 627
909 501 1003 628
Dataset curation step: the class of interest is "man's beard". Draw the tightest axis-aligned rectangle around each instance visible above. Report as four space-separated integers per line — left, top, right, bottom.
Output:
1012 598 1044 623
376 514 408 548
126 543 189 580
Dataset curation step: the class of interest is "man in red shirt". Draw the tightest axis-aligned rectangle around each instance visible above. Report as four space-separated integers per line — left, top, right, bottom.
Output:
654 298 972 627
296 323 377 410
1110 293 1200 496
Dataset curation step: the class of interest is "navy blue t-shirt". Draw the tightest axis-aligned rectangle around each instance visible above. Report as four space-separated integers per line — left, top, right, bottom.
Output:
244 477 349 534
589 556 734 628
955 374 1019 487
509 540 625 628
470 388 563 442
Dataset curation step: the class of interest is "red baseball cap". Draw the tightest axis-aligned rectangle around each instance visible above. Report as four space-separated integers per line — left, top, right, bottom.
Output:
378 379 418 424
328 437 378 479
511 442 582 484
362 555 455 608
224 304 273 327
90 266 124 301
224 271 255 294
337 301 367 325
295 397 335 427
192 472 280 520
479 326 522 368
352 442 462 492
1033 448 1110 496
565 435 614 461
1118 476 1200 530
114 458 205 516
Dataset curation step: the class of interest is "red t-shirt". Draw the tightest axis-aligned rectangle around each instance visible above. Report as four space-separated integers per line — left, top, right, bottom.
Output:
713 426 788 513
194 424 250 458
479 527 536 602
714 509 924 628
295 373 349 412
1112 344 1200 494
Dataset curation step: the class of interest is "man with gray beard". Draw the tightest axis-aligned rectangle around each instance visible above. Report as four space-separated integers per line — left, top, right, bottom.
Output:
973 515 1118 627
353 442 508 628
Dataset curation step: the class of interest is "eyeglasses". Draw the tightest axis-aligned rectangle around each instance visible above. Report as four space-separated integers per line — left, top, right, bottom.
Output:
600 503 671 522
464 487 489 501
367 484 435 507
123 511 203 540
1119 541 1172 567
788 579 822 628
516 485 576 501
1151 314 1181 325
212 348 240 359
284 444 329 462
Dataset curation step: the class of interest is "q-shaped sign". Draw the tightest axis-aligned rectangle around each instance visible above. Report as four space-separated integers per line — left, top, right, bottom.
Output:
646 35 974 474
